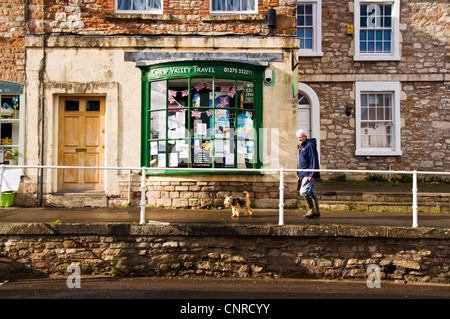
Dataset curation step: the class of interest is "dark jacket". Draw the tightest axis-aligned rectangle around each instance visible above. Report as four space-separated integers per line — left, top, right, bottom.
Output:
298 138 320 179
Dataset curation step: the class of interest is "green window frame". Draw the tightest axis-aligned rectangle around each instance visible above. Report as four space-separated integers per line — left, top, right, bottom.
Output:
139 61 264 174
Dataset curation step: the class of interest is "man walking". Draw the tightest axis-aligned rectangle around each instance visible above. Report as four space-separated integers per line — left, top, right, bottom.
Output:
296 129 320 219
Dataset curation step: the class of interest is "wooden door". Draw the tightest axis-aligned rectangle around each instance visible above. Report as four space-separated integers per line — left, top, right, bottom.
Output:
58 96 105 192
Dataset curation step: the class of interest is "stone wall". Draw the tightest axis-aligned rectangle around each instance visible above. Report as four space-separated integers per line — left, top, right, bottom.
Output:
311 81 449 172
119 179 299 209
32 0 295 36
0 0 26 83
0 223 449 283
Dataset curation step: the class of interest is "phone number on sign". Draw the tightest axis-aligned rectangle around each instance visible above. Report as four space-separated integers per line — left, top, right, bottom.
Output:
223 67 253 75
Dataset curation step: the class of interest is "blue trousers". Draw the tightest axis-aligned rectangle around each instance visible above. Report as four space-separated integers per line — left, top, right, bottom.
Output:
299 177 316 197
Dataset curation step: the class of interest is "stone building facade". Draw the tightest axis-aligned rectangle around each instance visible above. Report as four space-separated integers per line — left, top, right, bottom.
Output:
0 0 448 208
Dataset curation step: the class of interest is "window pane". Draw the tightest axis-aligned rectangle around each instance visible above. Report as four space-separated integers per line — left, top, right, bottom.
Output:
148 0 161 10
133 0 146 10
237 111 254 140
214 79 235 108
191 78 213 107
298 4 304 14
215 108 234 138
65 100 79 112
227 0 240 11
236 81 254 109
237 140 254 168
168 140 189 168
86 100 100 112
192 139 212 168
151 81 166 110
149 141 166 167
305 4 312 14
150 110 166 139
168 108 187 139
242 0 255 11
298 16 305 26
1 96 20 119
191 109 212 139
117 0 131 10
214 138 235 168
168 78 189 107
305 15 313 26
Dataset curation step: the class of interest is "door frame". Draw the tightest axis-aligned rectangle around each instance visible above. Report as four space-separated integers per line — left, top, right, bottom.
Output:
298 83 321 159
54 95 106 193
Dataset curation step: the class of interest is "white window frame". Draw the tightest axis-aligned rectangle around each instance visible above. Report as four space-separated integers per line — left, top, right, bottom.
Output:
210 0 258 14
115 0 163 14
355 82 402 156
354 0 400 61
296 0 323 57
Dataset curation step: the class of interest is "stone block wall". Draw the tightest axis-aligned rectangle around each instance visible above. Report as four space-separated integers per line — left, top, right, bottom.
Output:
310 81 449 172
119 179 299 208
32 0 296 36
0 223 449 283
0 0 26 83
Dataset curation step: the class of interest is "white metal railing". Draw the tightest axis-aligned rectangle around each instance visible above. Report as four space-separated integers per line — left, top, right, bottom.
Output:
0 164 448 228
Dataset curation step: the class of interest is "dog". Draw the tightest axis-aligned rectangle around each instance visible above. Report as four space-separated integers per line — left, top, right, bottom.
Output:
223 191 253 218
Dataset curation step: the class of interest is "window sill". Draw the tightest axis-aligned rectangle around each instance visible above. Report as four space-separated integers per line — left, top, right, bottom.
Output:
355 149 402 157
354 55 401 62
143 169 264 175
105 12 169 21
203 14 265 22
297 50 324 57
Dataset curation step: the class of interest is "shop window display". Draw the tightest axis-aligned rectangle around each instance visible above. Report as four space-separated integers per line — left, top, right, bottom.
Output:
143 62 262 172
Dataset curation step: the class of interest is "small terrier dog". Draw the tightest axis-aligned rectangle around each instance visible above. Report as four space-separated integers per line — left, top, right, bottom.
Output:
223 191 253 218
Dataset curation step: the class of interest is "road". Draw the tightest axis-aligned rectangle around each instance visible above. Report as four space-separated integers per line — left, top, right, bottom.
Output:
1 276 448 304
1 276 447 317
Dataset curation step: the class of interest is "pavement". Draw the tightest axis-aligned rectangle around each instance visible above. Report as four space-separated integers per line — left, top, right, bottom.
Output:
0 181 448 228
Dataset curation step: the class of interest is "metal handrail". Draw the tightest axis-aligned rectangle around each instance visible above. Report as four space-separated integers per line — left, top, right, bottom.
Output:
0 164 448 227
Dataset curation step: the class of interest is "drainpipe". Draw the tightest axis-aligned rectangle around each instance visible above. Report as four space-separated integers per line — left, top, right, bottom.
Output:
37 33 48 207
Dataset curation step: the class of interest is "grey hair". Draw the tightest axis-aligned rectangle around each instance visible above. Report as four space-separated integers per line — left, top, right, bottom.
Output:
296 129 307 138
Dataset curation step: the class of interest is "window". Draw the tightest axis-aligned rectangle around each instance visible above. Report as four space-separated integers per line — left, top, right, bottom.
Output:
0 89 24 166
211 0 257 13
354 0 400 61
142 62 263 173
355 82 402 156
296 0 323 57
116 0 162 13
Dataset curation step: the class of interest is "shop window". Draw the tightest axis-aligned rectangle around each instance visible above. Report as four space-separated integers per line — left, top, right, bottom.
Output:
142 62 263 173
0 94 23 165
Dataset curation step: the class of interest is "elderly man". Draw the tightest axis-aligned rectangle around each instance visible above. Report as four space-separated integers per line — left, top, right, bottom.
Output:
296 129 320 219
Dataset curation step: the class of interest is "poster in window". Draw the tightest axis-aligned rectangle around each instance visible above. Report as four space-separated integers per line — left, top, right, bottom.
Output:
214 109 230 138
192 139 212 167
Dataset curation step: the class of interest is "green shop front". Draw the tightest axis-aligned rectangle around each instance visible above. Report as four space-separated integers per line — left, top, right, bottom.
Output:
139 61 264 173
